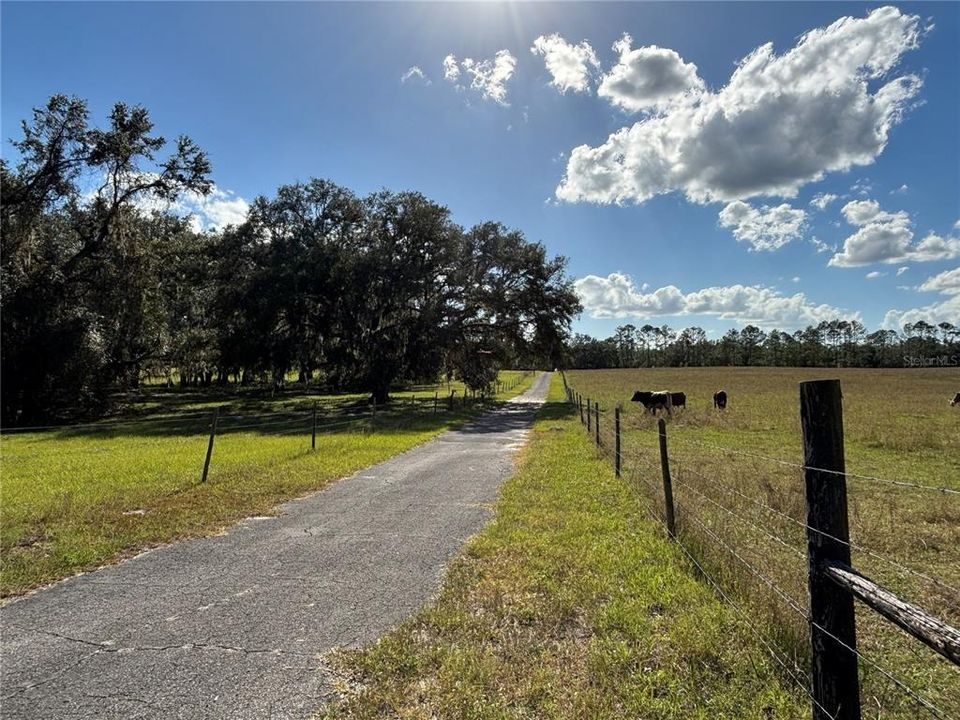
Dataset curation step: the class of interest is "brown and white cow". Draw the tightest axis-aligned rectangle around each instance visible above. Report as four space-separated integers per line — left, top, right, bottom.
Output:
631 390 673 415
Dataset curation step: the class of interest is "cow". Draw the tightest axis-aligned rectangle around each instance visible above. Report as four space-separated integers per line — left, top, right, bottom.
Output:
951 392 960 406
631 390 673 415
670 392 686 410
713 390 728 410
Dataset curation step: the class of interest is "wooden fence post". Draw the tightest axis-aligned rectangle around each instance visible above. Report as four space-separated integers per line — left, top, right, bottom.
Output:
434 392 438 414
657 418 676 537
594 404 600 446
201 407 220 483
311 402 317 450
586 398 592 432
615 406 621 478
800 379 861 720
578 394 584 424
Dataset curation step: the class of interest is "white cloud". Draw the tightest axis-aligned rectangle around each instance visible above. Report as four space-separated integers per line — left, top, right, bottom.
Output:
718 201 807 251
881 265 960 329
574 272 858 328
897 266 909 276
791 276 801 283
557 6 923 205
811 236 835 254
890 183 909 194
810 192 839 211
829 199 960 266
597 34 704 113
444 50 517 105
442 54 460 82
530 34 599 94
179 186 250 232
866 271 886 279
118 176 248 232
882 294 960 330
919 266 960 295
401 66 430 84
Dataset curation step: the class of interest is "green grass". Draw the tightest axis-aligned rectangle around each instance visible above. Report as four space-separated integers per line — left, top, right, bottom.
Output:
0 371 536 597
319 375 809 719
565 367 960 718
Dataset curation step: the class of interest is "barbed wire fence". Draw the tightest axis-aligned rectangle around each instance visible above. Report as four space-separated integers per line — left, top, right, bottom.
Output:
1 371 534 482
562 375 959 720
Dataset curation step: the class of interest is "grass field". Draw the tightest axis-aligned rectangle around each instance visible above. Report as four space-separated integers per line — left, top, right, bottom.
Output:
321 375 810 719
564 367 960 718
0 371 535 597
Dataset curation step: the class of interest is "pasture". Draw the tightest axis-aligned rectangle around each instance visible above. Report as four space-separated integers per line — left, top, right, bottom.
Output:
565 367 959 718
0 371 534 597
323 376 810 718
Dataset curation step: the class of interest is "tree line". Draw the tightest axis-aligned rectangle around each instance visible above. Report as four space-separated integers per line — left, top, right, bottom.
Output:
1 96 581 425
567 320 959 370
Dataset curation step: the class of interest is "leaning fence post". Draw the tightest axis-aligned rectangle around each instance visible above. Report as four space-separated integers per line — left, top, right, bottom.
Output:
201 407 220 483
657 418 676 537
311 402 317 450
594 403 600 446
615 405 621 477
800 379 861 720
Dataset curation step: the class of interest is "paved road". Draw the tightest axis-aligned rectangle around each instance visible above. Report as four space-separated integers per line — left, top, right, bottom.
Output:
1 373 551 719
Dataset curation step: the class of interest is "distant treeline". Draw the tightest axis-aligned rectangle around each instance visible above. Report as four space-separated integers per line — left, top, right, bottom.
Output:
566 321 959 370
1 96 581 425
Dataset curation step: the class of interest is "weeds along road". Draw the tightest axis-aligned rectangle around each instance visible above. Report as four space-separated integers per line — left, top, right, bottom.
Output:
0 372 552 720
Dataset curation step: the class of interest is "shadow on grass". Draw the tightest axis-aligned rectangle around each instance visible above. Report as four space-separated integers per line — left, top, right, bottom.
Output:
3 396 526 443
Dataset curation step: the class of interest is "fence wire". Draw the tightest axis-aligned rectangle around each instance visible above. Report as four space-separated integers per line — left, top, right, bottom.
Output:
565 384 960 719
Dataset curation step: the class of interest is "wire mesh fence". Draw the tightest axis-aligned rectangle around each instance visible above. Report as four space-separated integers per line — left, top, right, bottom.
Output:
563 379 960 720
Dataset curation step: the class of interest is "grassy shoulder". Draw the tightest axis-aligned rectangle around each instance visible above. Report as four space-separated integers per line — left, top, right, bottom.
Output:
320 376 808 719
0 372 535 597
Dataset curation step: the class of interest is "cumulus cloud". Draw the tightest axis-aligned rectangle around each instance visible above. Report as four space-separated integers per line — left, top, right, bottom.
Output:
178 186 250 232
828 199 960 266
918 266 960 295
116 176 248 232
574 272 858 328
810 192 838 211
597 34 704 113
442 54 460 82
718 201 807 251
557 6 923 205
401 66 430 84
443 50 517 105
882 294 960 330
881 266 960 329
530 34 599 93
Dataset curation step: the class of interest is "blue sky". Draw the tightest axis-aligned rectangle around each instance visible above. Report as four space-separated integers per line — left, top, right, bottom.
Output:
3 2 958 338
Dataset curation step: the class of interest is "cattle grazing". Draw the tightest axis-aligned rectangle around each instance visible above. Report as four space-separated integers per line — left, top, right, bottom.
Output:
952 392 960 407
631 390 673 415
713 390 728 410
670 392 686 410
